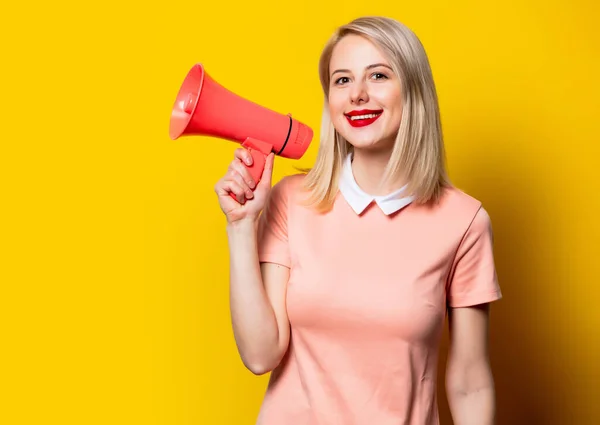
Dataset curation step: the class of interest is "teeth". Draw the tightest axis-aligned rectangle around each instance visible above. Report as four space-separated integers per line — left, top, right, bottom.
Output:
349 113 380 120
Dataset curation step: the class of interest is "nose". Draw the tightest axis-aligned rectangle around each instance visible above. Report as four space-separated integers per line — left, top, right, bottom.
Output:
349 79 369 105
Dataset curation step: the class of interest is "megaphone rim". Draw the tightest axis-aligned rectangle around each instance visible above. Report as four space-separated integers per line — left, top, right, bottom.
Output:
169 63 206 140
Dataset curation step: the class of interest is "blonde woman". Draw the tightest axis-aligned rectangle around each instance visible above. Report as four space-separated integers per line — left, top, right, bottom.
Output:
214 16 502 425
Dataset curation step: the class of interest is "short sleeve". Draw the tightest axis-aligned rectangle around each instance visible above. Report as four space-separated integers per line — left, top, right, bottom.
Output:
447 206 502 308
256 177 291 268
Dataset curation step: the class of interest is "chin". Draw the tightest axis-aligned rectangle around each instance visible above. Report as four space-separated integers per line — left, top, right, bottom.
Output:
346 137 381 149
342 131 396 152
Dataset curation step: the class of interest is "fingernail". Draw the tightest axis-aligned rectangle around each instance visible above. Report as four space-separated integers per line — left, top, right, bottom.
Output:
246 157 252 165
248 180 255 189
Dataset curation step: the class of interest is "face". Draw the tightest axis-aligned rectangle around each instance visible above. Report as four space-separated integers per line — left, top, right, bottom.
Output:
327 34 403 152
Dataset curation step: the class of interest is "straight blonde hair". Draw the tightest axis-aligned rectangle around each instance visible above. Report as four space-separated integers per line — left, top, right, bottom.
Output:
300 16 451 212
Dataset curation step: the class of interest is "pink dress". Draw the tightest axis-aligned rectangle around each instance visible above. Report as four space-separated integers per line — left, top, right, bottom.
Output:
255 174 502 425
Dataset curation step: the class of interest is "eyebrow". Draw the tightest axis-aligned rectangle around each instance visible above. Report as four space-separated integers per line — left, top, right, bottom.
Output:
330 63 393 77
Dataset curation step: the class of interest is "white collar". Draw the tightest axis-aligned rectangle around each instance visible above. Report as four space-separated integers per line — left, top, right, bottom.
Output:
338 154 414 215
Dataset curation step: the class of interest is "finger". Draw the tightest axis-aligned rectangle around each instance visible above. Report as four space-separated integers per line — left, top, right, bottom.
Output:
230 158 257 190
234 148 253 166
220 179 246 204
214 179 236 198
257 153 275 189
227 168 254 200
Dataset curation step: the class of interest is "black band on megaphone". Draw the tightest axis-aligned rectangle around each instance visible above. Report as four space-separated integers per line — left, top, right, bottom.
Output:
276 115 293 156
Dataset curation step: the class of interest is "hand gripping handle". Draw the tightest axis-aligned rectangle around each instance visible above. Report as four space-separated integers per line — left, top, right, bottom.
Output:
229 137 273 201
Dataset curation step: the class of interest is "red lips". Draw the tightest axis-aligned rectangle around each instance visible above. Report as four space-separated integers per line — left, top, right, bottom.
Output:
345 109 383 128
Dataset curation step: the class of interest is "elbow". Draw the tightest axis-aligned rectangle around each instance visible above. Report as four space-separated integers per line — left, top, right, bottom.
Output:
237 334 289 375
241 353 283 376
246 362 272 376
244 358 278 376
446 360 495 398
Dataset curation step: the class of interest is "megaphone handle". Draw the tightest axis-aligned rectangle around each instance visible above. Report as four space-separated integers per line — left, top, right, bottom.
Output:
244 148 267 184
229 137 273 201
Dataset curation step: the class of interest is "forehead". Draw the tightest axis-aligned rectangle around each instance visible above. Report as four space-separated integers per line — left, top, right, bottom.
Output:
329 34 389 70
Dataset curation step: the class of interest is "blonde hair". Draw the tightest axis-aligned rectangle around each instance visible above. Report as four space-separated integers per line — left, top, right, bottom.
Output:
300 16 451 212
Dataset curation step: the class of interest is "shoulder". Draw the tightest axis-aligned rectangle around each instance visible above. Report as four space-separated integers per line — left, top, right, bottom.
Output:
269 173 306 200
264 173 307 209
272 172 306 190
439 185 486 216
438 185 481 211
425 185 492 236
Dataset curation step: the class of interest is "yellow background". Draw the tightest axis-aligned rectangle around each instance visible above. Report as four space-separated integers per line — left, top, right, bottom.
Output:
1 0 599 423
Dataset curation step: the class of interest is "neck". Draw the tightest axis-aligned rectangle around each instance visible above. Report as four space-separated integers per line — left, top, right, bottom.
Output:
350 148 406 196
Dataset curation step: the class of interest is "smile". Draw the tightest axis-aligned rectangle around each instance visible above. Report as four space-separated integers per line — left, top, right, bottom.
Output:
345 110 383 128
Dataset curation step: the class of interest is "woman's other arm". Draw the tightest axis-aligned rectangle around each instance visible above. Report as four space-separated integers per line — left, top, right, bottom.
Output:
446 303 496 425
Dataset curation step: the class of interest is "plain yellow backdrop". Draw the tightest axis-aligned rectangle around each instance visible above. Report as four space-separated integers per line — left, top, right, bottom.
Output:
1 0 599 423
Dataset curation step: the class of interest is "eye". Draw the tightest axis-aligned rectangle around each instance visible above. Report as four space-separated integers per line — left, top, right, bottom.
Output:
371 72 389 81
334 76 350 85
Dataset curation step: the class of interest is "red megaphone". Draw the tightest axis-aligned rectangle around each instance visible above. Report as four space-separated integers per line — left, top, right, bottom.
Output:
169 63 314 198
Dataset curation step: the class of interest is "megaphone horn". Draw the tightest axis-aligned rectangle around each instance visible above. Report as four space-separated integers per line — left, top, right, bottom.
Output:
169 64 314 199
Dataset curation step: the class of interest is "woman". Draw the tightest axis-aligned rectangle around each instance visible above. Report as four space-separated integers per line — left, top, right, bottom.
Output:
214 16 502 425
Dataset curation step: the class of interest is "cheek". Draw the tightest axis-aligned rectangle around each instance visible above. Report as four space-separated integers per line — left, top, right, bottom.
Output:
327 93 344 114
372 86 401 108
327 95 347 123
379 92 403 125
